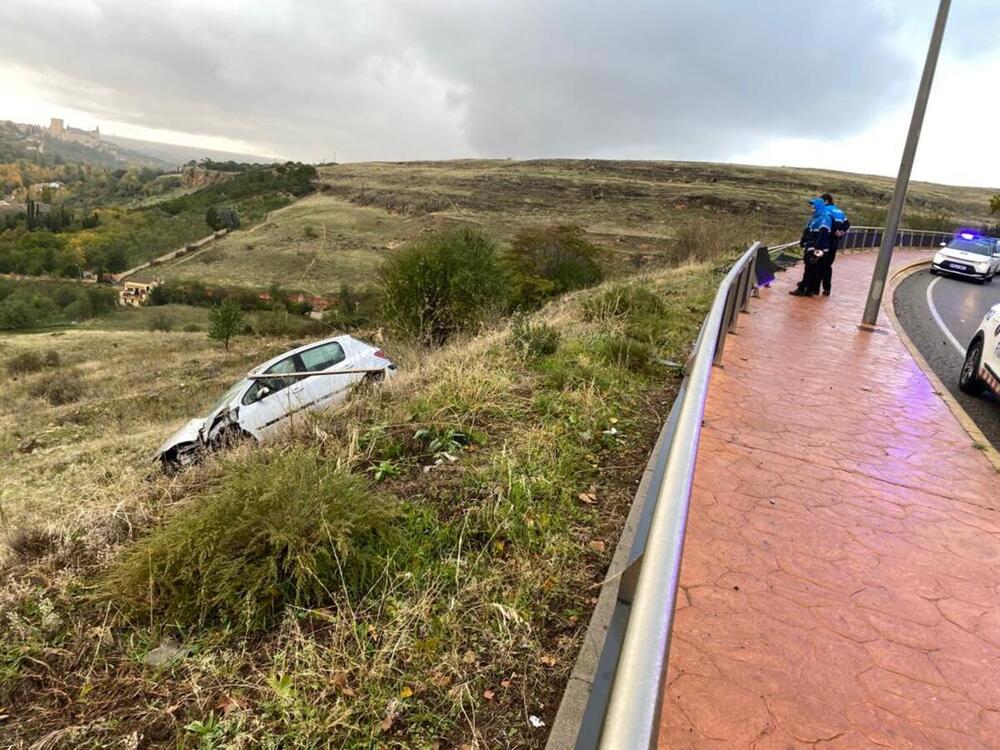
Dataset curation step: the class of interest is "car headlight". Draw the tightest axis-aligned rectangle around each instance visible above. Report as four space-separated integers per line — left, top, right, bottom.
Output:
975 261 990 272
933 252 945 264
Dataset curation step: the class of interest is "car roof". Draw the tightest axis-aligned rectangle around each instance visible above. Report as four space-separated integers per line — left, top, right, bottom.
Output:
246 334 363 375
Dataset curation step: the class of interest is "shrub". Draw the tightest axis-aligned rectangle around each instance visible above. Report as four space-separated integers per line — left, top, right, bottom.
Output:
149 311 173 332
303 224 318 239
324 284 379 331
183 323 201 333
379 227 508 345
583 284 667 322
29 370 84 405
593 335 654 373
511 314 560 358
104 450 399 630
506 224 604 308
6 349 60 375
6 351 45 375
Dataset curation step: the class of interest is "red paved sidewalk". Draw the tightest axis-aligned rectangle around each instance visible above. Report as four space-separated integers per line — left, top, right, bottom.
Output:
659 250 1000 748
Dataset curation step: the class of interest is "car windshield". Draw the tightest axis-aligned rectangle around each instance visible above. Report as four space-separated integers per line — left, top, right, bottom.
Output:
206 378 249 416
946 239 992 256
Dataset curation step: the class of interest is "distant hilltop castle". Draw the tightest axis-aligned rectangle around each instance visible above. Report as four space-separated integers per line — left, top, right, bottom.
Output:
48 117 101 147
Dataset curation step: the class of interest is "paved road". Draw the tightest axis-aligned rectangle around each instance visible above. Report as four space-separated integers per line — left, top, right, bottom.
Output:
893 268 1000 450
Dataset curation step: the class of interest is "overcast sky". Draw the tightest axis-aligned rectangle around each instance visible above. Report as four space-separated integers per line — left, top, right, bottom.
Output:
1 0 998 187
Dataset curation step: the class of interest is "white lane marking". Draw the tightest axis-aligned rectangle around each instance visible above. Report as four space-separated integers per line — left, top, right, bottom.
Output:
926 276 966 356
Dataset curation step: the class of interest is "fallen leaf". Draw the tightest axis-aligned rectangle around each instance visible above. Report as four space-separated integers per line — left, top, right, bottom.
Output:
539 654 558 667
367 624 380 643
380 716 394 732
577 492 597 505
483 689 495 700
399 686 414 699
430 671 452 687
588 540 606 553
463 649 477 665
500 679 512 689
214 694 245 715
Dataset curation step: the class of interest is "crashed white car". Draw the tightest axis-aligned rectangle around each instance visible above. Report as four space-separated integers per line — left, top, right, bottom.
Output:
960 303 1000 399
157 335 395 468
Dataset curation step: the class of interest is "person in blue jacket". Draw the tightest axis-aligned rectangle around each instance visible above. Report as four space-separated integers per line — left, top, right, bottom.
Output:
819 193 849 296
790 197 832 297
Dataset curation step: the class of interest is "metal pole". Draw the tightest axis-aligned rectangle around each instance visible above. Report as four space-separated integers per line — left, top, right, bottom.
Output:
861 0 951 327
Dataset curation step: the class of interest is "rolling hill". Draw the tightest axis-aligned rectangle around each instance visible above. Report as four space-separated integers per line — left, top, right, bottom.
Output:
141 159 999 296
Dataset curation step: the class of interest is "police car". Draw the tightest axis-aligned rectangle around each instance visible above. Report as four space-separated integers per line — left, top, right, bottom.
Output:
960 303 1000 398
930 233 1000 283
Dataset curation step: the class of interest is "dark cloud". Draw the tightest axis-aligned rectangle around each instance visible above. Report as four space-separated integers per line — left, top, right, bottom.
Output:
0 1 993 161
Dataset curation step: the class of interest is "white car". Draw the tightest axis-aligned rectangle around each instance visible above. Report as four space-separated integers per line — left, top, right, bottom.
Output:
157 335 395 468
960 304 1000 399
931 234 1000 283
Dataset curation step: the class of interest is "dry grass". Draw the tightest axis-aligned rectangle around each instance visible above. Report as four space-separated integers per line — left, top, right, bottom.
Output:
1 261 720 748
135 159 995 297
136 194 422 296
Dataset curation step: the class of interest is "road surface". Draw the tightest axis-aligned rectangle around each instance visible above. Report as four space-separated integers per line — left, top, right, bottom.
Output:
893 268 1000 451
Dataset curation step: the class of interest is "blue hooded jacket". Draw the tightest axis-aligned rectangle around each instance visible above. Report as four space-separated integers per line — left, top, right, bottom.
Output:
825 203 850 234
800 198 832 250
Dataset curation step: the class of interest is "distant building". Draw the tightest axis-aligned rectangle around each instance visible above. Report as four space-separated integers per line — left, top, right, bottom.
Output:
49 117 101 147
119 280 160 308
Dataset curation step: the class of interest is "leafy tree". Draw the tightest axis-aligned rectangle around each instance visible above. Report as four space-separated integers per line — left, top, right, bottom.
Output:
208 300 244 351
379 227 508 345
505 224 604 309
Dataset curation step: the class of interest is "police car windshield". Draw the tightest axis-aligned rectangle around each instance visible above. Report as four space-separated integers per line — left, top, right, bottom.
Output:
946 239 992 256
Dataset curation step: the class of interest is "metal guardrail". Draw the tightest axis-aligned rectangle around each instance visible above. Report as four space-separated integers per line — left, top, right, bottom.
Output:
577 227 947 749
839 226 953 251
574 241 761 750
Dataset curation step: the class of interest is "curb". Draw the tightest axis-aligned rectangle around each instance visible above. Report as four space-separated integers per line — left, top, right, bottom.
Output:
884 260 1000 474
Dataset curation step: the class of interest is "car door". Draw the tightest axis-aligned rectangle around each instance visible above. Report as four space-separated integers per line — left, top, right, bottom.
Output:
237 354 309 438
297 340 361 412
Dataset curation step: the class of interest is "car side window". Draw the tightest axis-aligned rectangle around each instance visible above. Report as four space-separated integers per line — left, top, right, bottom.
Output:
299 342 346 372
242 355 304 404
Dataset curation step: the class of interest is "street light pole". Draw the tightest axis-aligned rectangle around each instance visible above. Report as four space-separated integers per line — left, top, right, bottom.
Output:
861 0 951 328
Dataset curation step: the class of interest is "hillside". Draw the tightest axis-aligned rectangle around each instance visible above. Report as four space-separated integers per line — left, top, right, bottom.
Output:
0 120 168 169
104 134 281 168
1 261 718 748
141 159 998 296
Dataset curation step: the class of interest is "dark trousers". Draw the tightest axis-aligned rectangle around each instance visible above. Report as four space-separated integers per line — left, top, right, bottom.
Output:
821 236 841 293
797 251 824 294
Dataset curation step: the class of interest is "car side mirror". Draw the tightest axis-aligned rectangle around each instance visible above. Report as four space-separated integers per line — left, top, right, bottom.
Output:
939 242 947 247
256 385 272 401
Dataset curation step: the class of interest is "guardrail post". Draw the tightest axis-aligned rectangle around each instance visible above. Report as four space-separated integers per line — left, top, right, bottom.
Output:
741 253 760 312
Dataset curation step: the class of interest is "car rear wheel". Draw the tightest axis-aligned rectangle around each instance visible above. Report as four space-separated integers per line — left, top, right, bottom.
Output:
959 339 987 396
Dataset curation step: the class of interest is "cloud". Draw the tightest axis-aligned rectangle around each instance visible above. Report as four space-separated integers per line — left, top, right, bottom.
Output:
0 0 995 167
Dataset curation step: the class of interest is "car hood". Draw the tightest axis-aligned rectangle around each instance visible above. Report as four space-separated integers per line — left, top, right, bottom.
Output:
156 417 207 457
938 248 990 263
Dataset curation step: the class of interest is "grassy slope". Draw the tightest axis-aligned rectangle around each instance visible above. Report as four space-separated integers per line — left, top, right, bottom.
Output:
143 159 997 294
1 264 717 748
0 327 299 528
136 194 419 296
